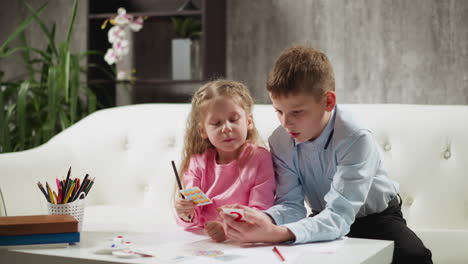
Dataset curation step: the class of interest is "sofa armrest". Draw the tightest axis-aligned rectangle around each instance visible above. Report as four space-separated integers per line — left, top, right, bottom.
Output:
0 145 73 216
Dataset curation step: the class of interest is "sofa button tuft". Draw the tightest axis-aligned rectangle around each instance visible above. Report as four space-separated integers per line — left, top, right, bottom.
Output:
123 137 130 150
167 137 176 148
405 197 414 207
444 150 451 159
384 143 391 152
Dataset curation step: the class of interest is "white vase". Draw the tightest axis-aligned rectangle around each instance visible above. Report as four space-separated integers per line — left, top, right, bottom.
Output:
172 38 191 80
116 27 133 106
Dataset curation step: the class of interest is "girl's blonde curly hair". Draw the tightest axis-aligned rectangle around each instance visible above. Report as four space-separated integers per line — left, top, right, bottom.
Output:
179 79 261 177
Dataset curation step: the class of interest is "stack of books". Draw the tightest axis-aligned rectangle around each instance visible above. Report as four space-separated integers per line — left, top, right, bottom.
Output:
0 214 80 248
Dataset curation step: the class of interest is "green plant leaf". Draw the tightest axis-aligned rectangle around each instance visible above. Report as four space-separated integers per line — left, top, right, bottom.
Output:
0 47 29 58
180 17 193 38
70 55 79 123
32 129 42 147
22 1 58 56
59 111 70 130
0 3 47 57
171 17 201 39
46 66 57 141
77 50 103 60
66 0 78 44
3 103 15 152
59 43 71 102
50 23 57 61
86 88 96 114
190 31 202 39
188 19 202 39
19 32 35 81
17 81 30 150
39 31 55 91
170 17 180 36
0 0 99 153
30 47 53 63
0 84 5 152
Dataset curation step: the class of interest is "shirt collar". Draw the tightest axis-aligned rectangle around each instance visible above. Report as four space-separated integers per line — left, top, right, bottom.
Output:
292 106 336 149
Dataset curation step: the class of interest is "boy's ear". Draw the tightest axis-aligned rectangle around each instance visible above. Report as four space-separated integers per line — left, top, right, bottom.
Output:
247 113 254 130
324 91 336 112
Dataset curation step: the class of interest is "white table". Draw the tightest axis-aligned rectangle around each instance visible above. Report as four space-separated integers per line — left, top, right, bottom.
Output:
0 223 393 264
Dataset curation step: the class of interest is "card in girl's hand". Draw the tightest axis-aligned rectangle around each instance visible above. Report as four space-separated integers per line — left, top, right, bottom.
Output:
222 208 246 222
180 187 212 206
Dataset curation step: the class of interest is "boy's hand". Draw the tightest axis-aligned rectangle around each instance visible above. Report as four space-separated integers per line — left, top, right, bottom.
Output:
204 221 226 242
219 205 295 244
175 198 195 221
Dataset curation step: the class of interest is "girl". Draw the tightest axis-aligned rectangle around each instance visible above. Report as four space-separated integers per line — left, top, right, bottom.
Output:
174 80 276 242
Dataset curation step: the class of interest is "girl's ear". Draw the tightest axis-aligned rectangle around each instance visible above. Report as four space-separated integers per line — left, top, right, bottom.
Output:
198 123 208 139
247 113 254 130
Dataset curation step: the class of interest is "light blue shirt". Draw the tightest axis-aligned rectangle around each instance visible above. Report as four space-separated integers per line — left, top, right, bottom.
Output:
265 105 399 244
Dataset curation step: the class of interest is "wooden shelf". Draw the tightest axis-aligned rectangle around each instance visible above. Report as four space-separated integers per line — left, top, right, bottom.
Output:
88 10 202 19
87 0 226 106
135 79 205 84
89 79 205 85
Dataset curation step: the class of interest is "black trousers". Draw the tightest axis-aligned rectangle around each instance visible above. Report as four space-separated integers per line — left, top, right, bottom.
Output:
346 196 433 264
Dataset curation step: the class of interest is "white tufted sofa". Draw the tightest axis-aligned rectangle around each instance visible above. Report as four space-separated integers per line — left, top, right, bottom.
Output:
0 103 467 263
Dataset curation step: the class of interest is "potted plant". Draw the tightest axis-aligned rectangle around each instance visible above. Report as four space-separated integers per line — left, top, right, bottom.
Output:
170 16 202 80
0 0 99 153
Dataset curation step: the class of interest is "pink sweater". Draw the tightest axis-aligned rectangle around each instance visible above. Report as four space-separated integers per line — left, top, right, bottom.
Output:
175 144 276 228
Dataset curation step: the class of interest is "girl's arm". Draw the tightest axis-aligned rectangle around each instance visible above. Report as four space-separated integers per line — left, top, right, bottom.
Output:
247 149 276 210
174 156 204 228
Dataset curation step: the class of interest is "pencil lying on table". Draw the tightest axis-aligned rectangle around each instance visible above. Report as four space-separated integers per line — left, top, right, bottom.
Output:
273 246 285 262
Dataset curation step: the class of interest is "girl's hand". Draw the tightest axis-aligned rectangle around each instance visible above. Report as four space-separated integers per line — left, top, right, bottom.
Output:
175 198 195 221
204 221 226 242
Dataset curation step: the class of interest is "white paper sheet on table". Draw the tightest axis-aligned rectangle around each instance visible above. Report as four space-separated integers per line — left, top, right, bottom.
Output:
118 232 346 264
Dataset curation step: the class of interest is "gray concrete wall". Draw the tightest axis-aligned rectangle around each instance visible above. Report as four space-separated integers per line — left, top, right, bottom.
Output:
0 0 87 81
227 0 468 104
1 0 467 105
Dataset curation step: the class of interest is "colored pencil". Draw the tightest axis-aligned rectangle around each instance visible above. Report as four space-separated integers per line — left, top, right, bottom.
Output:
273 246 285 262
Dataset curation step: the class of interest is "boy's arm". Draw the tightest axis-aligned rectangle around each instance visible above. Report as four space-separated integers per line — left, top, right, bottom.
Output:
282 131 380 244
264 145 307 225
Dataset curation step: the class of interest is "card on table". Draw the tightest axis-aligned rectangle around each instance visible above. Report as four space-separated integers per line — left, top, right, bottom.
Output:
94 236 130 254
180 187 212 206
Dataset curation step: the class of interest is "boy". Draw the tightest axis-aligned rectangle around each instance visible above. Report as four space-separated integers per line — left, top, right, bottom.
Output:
220 45 432 263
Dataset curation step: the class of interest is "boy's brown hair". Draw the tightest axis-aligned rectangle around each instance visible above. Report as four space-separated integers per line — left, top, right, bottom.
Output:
266 45 335 101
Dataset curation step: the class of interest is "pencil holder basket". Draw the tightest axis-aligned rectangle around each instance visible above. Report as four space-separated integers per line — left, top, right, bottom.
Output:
47 192 86 231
